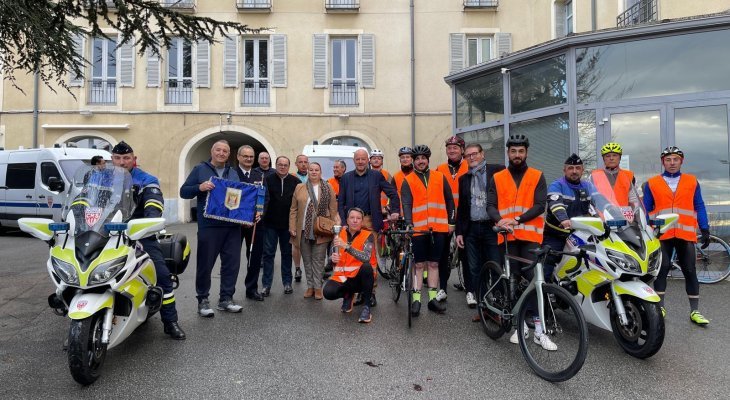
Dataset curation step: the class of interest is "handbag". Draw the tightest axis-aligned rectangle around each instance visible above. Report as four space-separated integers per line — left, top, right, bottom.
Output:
307 182 335 238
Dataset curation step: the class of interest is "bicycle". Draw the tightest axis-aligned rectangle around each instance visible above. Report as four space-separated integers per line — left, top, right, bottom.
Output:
378 218 407 302
668 234 730 284
447 235 466 291
385 227 432 328
476 227 589 382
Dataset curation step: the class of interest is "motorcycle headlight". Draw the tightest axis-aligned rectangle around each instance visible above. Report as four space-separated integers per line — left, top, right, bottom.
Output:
606 250 641 273
89 256 127 285
51 256 79 285
647 250 662 274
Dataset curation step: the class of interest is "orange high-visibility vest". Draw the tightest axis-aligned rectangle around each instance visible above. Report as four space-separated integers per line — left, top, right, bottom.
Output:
405 170 449 234
330 228 377 283
393 170 410 197
494 167 544 244
646 174 699 242
328 177 340 198
436 160 468 208
378 169 391 209
591 169 634 207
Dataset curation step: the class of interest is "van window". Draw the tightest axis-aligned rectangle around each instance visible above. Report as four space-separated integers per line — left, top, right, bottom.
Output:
41 162 62 185
6 163 36 189
59 160 90 182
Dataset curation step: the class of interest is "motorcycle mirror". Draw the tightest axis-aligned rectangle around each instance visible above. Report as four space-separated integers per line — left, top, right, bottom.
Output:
18 218 56 241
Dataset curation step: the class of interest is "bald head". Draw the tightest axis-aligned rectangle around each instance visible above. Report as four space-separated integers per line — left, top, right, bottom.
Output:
353 149 368 174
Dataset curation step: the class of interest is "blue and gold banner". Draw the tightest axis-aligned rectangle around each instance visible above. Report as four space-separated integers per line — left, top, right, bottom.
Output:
203 177 265 226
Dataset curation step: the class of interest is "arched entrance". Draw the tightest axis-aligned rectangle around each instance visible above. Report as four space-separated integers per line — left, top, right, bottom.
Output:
54 131 118 150
177 125 277 222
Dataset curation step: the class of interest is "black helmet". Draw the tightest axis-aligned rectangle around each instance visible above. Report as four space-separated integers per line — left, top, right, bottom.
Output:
506 134 529 148
660 146 684 159
398 146 413 156
412 144 431 159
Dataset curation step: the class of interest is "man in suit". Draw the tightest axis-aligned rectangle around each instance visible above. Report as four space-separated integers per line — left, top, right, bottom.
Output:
455 143 505 310
337 149 401 307
236 145 265 301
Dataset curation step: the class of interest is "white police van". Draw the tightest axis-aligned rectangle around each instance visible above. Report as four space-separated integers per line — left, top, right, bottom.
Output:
302 142 366 179
0 146 111 228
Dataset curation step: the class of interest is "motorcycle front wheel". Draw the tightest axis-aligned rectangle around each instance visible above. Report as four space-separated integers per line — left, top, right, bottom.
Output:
68 312 108 385
610 297 665 359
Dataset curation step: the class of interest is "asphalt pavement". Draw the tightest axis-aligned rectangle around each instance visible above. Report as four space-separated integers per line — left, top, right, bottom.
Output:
0 223 728 399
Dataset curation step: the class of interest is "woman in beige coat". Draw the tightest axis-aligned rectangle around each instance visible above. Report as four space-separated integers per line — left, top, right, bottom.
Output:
289 162 339 299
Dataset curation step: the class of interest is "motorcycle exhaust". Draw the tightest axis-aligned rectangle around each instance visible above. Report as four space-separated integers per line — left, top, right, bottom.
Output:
146 287 163 315
47 293 67 316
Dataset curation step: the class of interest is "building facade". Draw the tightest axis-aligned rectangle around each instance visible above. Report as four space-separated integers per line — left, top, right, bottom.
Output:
2 0 729 222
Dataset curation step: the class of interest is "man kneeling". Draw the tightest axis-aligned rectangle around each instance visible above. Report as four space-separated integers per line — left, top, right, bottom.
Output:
323 208 377 323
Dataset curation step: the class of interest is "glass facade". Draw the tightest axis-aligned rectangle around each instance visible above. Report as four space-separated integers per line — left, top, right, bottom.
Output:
450 18 730 236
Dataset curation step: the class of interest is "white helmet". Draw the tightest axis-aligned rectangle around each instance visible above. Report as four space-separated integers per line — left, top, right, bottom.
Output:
370 149 384 158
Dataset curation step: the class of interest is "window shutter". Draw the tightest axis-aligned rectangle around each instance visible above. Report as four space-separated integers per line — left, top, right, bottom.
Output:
495 32 512 58
271 34 287 88
146 45 160 87
223 35 239 88
555 2 567 38
118 39 135 87
449 33 465 74
359 34 375 89
196 39 210 88
69 34 85 87
312 34 328 89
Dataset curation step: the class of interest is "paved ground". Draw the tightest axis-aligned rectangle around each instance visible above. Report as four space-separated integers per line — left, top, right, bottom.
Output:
0 223 728 399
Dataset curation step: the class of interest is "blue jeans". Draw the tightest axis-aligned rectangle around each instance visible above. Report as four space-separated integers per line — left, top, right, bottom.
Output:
465 221 502 293
261 227 293 288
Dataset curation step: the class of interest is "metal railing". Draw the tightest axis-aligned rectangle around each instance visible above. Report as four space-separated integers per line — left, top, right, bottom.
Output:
241 80 270 106
330 82 358 106
160 0 195 9
87 79 117 105
237 0 271 9
617 0 657 27
463 0 499 8
325 0 359 10
165 79 193 104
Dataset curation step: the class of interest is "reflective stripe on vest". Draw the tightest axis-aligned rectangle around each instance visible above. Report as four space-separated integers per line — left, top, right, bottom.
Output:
591 169 633 207
647 174 699 242
494 167 545 244
436 161 468 208
405 170 449 233
330 228 377 283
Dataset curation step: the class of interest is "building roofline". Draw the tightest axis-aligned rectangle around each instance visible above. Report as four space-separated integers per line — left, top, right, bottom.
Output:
444 11 730 86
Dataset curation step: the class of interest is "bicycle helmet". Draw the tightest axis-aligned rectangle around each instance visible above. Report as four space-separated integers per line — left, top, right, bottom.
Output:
445 135 466 148
660 146 684 159
412 144 432 159
369 149 384 158
505 134 530 148
600 142 623 156
398 146 413 156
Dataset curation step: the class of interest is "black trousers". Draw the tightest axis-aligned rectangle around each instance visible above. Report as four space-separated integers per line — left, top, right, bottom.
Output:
195 226 242 301
242 222 265 296
140 237 178 323
654 238 699 296
437 232 467 292
323 264 375 305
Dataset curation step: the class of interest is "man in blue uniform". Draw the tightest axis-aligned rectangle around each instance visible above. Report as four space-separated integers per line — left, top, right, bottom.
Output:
111 141 185 340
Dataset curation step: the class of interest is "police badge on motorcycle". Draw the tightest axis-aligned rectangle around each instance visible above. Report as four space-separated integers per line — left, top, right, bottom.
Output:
203 176 265 226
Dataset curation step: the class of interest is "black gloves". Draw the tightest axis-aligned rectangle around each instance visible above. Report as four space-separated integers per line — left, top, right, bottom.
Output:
700 229 711 249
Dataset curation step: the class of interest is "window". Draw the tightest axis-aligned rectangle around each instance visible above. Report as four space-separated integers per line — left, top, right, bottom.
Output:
331 38 358 106
40 162 62 186
89 37 117 104
6 163 36 189
455 71 503 129
467 37 492 67
509 113 570 184
166 37 193 104
555 0 573 38
510 55 567 114
565 1 573 35
243 38 269 106
461 126 504 165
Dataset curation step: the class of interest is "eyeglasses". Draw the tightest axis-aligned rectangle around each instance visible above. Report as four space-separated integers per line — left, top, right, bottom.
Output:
240 155 254 159
276 163 289 167
464 152 481 159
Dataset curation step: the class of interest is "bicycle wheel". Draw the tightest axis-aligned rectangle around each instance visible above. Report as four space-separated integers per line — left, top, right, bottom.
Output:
695 235 730 284
477 261 509 340
517 283 588 382
390 252 403 303
377 234 391 279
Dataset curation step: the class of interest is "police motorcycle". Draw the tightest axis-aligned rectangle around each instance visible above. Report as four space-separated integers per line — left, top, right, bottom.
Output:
552 182 679 359
18 165 169 385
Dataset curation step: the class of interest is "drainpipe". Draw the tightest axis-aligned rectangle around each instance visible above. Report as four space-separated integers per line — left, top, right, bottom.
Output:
591 0 597 31
33 70 39 148
409 0 415 147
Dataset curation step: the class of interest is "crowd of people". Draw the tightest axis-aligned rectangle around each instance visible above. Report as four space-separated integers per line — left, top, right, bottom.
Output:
109 132 714 341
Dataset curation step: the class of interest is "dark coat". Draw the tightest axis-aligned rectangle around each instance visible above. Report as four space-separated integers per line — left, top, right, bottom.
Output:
263 172 300 229
337 169 400 232
180 161 240 229
456 163 505 237
235 166 264 184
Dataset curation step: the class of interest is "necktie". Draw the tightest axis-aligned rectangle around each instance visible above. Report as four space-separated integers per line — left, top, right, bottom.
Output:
244 172 249 180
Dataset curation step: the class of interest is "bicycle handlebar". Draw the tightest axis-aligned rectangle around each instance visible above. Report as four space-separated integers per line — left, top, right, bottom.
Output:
519 246 586 274
385 227 433 236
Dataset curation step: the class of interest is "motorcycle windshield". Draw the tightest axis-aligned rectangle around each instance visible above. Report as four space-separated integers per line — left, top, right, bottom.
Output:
64 165 134 236
589 170 650 247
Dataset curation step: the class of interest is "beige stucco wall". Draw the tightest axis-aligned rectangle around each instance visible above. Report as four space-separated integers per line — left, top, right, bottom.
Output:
2 0 727 221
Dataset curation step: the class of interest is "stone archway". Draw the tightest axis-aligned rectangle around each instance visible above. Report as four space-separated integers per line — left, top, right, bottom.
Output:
54 130 118 150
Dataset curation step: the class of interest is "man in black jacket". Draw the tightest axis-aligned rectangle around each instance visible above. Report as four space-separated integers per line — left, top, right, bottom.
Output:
260 156 300 295
236 145 266 301
455 143 505 309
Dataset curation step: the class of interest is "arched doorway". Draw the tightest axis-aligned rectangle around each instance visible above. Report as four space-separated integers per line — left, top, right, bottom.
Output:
54 131 118 150
177 126 276 222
